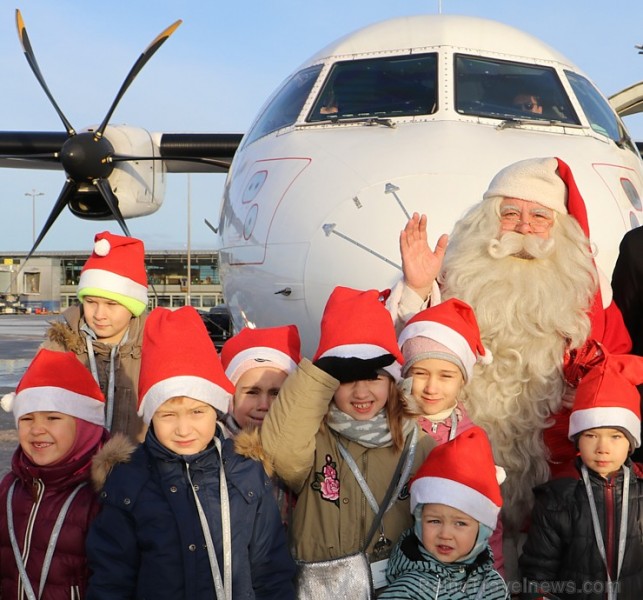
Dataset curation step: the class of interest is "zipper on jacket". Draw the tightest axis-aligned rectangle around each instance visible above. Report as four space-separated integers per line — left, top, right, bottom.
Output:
604 476 615 580
18 478 45 599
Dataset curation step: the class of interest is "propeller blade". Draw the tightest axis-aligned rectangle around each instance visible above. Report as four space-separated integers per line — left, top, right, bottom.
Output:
110 153 233 170
23 179 77 264
95 19 183 138
93 178 132 237
15 10 75 136
0 153 59 160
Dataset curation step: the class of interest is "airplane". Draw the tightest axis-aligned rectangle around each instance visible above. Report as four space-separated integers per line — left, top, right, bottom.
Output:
2 12 643 357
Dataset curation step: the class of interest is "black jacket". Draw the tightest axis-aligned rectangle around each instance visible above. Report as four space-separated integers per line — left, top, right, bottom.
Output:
519 459 643 599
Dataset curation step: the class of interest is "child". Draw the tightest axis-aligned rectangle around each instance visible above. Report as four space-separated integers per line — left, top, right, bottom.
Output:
0 349 110 599
41 231 148 442
86 306 296 599
221 325 301 528
381 426 508 599
519 353 643 599
220 324 301 435
259 286 436 596
397 298 490 443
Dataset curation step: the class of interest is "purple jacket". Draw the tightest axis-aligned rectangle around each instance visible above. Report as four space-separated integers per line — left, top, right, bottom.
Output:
0 433 107 599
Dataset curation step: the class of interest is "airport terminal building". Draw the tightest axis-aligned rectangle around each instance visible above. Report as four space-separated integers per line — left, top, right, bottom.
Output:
0 250 224 313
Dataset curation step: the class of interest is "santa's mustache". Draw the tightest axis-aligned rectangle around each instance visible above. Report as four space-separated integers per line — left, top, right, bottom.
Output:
488 231 555 260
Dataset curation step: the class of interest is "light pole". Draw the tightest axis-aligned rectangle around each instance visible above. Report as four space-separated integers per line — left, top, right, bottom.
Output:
25 189 44 245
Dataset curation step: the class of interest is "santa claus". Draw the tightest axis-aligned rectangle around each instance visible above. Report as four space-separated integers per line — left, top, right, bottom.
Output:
398 157 631 574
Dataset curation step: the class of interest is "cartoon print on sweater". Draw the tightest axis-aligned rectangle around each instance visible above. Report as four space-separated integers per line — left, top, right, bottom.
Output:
311 454 340 506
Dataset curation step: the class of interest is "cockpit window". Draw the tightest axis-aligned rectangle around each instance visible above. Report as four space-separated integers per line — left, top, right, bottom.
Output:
564 70 633 148
244 65 323 146
455 55 579 124
308 53 438 122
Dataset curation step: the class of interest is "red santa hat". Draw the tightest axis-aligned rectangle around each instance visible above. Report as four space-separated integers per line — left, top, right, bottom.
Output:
569 353 643 448
313 286 403 370
138 306 234 424
410 426 504 529
397 298 491 381
221 325 301 385
77 231 148 316
1 349 105 426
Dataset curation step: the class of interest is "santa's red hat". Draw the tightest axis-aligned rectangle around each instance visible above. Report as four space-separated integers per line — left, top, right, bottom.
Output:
1 349 105 426
398 298 491 381
569 353 643 448
221 325 301 385
138 306 234 424
410 426 504 529
313 286 403 367
77 231 148 316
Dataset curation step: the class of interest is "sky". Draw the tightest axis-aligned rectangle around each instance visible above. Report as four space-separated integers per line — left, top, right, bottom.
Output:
1 0 643 252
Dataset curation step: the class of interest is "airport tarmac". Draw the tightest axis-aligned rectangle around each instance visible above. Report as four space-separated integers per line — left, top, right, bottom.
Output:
0 313 53 477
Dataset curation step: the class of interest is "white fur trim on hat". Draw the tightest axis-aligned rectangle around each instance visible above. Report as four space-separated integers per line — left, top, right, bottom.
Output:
138 375 232 424
11 386 105 427
410 476 500 529
399 321 476 380
569 406 641 447
225 346 297 385
78 269 148 303
483 157 567 214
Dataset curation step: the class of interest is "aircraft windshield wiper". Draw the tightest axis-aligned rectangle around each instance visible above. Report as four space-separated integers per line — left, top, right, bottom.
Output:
496 117 584 130
327 115 397 128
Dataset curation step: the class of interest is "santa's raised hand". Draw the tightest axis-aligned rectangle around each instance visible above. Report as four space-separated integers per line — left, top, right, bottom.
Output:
399 212 448 302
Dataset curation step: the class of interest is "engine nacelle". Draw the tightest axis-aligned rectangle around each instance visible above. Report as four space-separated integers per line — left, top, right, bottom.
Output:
68 125 166 220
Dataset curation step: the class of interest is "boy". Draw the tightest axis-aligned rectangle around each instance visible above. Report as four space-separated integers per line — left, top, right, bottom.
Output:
86 306 296 599
42 231 148 442
381 426 508 599
520 353 643 599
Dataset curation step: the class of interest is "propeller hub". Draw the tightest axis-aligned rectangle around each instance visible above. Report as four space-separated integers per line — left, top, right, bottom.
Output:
60 132 115 181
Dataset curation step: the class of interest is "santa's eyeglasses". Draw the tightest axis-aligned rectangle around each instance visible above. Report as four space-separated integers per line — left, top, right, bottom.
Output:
499 208 554 233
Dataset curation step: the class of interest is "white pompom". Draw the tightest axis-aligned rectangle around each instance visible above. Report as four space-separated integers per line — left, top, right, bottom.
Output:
495 465 507 485
94 238 111 256
0 392 15 413
478 347 493 365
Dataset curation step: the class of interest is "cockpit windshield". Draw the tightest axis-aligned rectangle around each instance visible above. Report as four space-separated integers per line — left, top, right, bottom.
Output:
455 55 579 125
308 53 438 122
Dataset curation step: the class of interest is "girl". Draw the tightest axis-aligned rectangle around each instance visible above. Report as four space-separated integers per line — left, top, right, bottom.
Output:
219 324 301 435
259 286 436 596
0 349 111 599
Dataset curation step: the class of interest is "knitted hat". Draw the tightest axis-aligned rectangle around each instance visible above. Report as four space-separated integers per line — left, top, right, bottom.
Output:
484 157 567 215
221 325 301 385
569 353 643 448
138 306 234 424
398 299 491 381
410 426 504 529
77 231 148 316
0 349 105 427
313 286 403 381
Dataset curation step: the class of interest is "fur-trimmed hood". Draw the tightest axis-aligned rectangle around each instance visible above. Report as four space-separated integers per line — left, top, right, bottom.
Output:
46 318 86 354
234 428 274 477
91 433 137 491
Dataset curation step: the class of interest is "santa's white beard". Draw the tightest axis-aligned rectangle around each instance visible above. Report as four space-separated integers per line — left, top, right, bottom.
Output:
440 204 597 533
